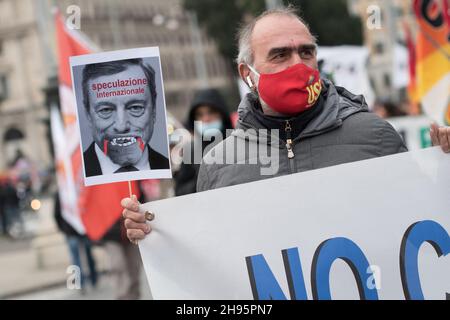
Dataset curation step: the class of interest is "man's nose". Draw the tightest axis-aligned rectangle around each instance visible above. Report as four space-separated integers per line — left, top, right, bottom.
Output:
113 109 130 133
292 52 303 65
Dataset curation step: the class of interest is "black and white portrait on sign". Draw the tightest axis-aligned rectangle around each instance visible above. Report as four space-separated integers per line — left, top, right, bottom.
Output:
70 47 171 186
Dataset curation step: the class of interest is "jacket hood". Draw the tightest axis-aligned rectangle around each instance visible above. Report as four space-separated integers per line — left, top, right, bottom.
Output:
186 88 233 132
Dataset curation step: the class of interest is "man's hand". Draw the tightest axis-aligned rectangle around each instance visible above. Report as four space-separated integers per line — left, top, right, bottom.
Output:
121 195 152 244
430 123 450 153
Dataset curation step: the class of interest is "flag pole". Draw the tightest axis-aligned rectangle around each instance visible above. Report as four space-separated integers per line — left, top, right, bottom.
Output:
128 181 132 198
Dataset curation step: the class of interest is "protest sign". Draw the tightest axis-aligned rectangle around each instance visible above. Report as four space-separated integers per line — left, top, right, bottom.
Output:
70 47 171 186
139 147 449 300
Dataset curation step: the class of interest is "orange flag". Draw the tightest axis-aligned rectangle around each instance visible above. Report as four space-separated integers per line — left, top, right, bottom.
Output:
413 0 450 125
54 11 140 241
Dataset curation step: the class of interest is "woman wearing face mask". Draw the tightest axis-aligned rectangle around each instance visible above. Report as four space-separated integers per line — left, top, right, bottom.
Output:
174 88 233 196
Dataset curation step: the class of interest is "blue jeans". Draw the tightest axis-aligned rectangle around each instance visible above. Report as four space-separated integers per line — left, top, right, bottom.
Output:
67 236 98 288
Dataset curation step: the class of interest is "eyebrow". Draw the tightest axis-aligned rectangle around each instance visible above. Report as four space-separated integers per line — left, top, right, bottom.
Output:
125 99 147 107
267 43 317 58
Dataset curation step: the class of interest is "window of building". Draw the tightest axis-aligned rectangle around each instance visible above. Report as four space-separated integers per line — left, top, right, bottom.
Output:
161 59 171 81
0 74 8 102
206 55 214 77
374 42 384 54
369 76 376 92
184 55 195 78
395 7 403 18
165 92 182 108
383 73 391 88
3 127 24 142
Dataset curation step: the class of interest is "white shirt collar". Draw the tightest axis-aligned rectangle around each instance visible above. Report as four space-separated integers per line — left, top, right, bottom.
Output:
94 143 150 174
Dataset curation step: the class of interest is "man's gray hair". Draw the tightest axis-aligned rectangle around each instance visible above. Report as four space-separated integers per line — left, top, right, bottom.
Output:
236 6 317 65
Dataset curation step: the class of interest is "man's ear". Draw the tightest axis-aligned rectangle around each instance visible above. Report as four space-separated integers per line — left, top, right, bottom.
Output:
238 63 253 88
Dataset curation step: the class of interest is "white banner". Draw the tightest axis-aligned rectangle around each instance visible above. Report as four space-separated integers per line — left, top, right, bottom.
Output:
139 147 450 300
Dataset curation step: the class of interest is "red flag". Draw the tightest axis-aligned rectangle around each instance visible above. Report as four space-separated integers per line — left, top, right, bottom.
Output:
54 11 139 241
403 22 420 115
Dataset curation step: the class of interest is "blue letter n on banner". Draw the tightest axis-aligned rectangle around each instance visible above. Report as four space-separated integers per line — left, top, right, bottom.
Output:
246 247 308 300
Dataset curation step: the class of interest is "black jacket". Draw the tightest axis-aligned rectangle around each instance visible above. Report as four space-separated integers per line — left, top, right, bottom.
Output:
83 142 170 177
174 88 232 196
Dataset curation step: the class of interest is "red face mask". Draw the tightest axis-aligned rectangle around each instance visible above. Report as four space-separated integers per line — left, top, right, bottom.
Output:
248 63 322 115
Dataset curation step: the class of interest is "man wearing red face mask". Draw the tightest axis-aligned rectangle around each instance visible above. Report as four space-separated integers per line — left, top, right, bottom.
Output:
122 7 450 244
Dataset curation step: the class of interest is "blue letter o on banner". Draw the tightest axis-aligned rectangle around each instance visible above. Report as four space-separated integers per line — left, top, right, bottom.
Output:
311 237 379 300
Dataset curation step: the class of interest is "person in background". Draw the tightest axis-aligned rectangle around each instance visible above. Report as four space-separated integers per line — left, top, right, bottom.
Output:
173 88 233 196
373 99 408 118
54 193 98 292
0 175 9 235
2 177 21 238
101 217 141 300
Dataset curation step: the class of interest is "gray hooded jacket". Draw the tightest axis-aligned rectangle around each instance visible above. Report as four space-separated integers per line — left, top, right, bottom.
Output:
197 80 407 192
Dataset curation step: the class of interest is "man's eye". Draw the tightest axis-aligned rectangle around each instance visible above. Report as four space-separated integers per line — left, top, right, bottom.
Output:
97 107 113 117
128 105 145 116
272 52 287 60
300 49 314 59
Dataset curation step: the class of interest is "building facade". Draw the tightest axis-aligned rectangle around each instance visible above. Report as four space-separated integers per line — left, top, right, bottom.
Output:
0 0 236 173
0 0 52 171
